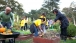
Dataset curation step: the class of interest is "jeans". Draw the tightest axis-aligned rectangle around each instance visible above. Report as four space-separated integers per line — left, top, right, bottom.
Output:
1 22 13 43
1 22 11 29
33 24 38 37
30 23 38 37
41 24 46 33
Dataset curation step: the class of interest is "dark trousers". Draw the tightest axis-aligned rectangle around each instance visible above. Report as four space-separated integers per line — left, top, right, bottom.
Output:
1 22 13 43
21 26 24 30
1 22 11 29
30 23 38 37
24 23 27 30
60 26 67 41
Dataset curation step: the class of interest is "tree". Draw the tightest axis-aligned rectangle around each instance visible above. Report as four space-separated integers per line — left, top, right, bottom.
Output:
41 0 60 19
0 0 7 11
42 0 60 11
62 2 76 25
7 0 24 16
29 10 40 20
0 0 24 16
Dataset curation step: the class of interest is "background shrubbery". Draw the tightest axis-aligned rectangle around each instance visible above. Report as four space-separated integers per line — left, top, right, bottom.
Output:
53 22 76 37
67 23 76 37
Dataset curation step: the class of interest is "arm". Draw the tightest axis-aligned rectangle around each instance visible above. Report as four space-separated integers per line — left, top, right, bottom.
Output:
39 25 42 31
54 15 60 22
0 12 3 21
10 13 14 27
53 14 61 24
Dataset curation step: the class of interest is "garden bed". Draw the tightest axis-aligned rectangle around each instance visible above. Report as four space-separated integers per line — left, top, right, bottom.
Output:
33 29 60 43
33 37 60 43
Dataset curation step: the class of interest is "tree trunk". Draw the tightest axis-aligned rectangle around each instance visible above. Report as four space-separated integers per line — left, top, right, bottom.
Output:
17 15 19 22
72 14 76 25
73 17 75 25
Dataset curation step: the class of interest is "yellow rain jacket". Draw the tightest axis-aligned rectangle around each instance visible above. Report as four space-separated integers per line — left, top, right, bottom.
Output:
20 19 25 26
34 19 42 27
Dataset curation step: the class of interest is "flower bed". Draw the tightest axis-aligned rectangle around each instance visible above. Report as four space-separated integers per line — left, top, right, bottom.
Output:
33 37 60 43
33 29 60 43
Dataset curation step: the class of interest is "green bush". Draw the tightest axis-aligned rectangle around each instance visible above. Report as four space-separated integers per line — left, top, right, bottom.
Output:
53 22 60 29
67 23 76 37
13 21 21 30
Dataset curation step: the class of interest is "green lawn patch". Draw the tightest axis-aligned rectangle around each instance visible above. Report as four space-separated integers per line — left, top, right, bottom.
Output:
61 39 76 43
16 39 33 43
14 30 31 35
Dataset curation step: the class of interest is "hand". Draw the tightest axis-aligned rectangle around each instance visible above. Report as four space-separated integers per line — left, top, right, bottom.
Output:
53 21 55 24
0 24 3 28
10 26 13 28
40 30 43 33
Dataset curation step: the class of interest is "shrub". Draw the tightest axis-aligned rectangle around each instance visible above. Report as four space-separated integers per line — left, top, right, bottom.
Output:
13 21 20 30
53 23 60 29
67 23 76 37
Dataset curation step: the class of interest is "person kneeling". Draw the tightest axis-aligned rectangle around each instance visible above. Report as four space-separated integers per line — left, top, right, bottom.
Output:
30 18 45 37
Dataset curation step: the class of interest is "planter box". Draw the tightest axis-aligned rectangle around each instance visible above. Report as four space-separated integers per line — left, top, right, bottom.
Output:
33 37 60 43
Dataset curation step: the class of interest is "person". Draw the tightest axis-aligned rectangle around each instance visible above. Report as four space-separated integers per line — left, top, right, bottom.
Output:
0 7 14 43
24 16 28 30
48 19 53 29
30 18 45 37
45 20 49 29
20 17 25 31
39 13 46 33
53 9 69 41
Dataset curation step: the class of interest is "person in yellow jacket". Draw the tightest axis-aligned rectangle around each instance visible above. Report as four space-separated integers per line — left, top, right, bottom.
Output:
40 13 46 23
39 13 47 33
30 18 45 37
20 18 25 31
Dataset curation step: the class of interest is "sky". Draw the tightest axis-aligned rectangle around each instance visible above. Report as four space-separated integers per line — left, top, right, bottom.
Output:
16 0 76 13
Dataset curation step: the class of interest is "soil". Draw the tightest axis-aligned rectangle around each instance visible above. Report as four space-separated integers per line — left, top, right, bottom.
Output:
42 30 60 39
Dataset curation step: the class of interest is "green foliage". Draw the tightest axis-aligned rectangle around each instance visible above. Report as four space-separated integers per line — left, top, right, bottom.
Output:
27 0 60 20
62 6 76 23
61 39 76 43
29 10 40 19
42 0 60 11
53 22 60 29
16 39 32 43
13 21 20 30
0 0 24 16
14 30 31 35
67 23 76 37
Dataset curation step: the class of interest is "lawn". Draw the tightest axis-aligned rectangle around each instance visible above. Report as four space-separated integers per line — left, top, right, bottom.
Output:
13 29 31 35
60 39 76 43
16 39 33 43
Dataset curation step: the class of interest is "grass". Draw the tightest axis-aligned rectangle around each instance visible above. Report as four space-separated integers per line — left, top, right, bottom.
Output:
16 39 33 43
60 39 76 43
14 30 31 35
